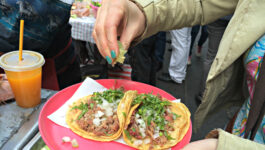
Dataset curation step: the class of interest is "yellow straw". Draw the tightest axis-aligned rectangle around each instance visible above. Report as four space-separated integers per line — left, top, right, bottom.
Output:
19 20 24 61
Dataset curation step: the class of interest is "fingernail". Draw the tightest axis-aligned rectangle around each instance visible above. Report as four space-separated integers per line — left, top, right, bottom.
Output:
106 56 112 64
111 50 116 58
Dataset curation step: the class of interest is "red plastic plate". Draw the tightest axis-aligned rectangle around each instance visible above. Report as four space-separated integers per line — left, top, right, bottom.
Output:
39 79 192 150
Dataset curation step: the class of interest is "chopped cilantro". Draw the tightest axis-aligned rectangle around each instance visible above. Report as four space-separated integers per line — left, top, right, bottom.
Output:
122 112 126 118
124 130 132 140
164 131 175 140
132 128 136 132
147 116 152 126
91 89 124 104
71 102 87 110
71 102 89 120
173 113 181 120
131 93 176 138
78 109 88 120
90 103 94 109
104 131 113 136
159 132 163 136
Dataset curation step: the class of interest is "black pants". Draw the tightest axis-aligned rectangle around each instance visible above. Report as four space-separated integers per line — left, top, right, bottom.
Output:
199 19 229 95
57 56 81 89
55 43 82 89
189 25 208 56
129 34 158 86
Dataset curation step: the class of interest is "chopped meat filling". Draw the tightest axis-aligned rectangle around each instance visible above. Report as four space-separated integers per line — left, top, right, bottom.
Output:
76 99 120 136
153 135 167 145
128 110 143 139
127 108 176 146
165 112 174 122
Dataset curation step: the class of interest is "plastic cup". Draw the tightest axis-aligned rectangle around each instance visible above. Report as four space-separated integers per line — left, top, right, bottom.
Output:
0 50 45 108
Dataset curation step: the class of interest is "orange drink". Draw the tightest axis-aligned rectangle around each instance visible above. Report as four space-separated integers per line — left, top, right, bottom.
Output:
0 51 45 108
5 68 42 107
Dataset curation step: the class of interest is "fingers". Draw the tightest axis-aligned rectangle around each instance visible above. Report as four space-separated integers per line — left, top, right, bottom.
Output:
93 0 145 64
119 27 135 50
105 23 119 60
93 5 113 64
105 3 127 60
93 0 128 64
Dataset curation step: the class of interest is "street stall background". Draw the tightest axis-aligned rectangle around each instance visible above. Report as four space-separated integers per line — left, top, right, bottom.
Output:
0 0 238 149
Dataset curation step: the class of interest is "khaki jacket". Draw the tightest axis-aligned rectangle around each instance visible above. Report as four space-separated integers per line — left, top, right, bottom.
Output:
133 0 265 148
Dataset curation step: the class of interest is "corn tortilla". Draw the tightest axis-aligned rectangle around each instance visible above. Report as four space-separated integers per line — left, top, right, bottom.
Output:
66 90 137 141
123 97 191 149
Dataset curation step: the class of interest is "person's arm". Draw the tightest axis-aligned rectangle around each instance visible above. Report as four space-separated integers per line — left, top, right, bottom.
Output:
132 0 238 41
93 0 238 64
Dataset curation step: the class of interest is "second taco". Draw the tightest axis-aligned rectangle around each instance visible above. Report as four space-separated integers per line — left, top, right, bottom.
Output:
123 93 191 149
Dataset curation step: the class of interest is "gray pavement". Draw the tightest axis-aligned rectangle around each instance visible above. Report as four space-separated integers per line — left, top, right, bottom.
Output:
155 35 233 141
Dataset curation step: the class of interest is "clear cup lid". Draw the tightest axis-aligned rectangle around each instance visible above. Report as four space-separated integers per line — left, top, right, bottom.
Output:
0 50 45 72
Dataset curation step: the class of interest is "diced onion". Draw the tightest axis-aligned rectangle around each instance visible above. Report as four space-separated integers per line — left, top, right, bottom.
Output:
146 110 152 116
71 139 79 148
117 99 121 104
144 138 151 144
95 111 104 118
136 114 140 118
93 118 101 126
62 136 71 142
136 119 146 128
136 118 146 138
134 140 143 146
153 126 160 137
102 99 110 107
98 99 115 117
105 108 114 116
114 107 118 112
139 127 146 138
153 132 160 139
110 103 115 107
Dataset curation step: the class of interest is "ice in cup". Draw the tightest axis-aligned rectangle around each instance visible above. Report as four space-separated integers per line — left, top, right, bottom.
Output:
0 50 45 108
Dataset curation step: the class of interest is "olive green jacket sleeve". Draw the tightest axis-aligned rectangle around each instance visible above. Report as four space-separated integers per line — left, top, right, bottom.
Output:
131 0 238 41
216 129 265 150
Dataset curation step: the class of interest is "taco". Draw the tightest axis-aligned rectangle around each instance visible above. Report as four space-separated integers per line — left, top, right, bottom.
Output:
66 88 137 141
123 93 191 149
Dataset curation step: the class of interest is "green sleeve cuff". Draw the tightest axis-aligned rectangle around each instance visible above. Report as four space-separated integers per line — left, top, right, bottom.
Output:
217 129 265 150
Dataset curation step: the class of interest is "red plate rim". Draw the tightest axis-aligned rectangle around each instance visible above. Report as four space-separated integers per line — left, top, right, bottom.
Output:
39 79 192 150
